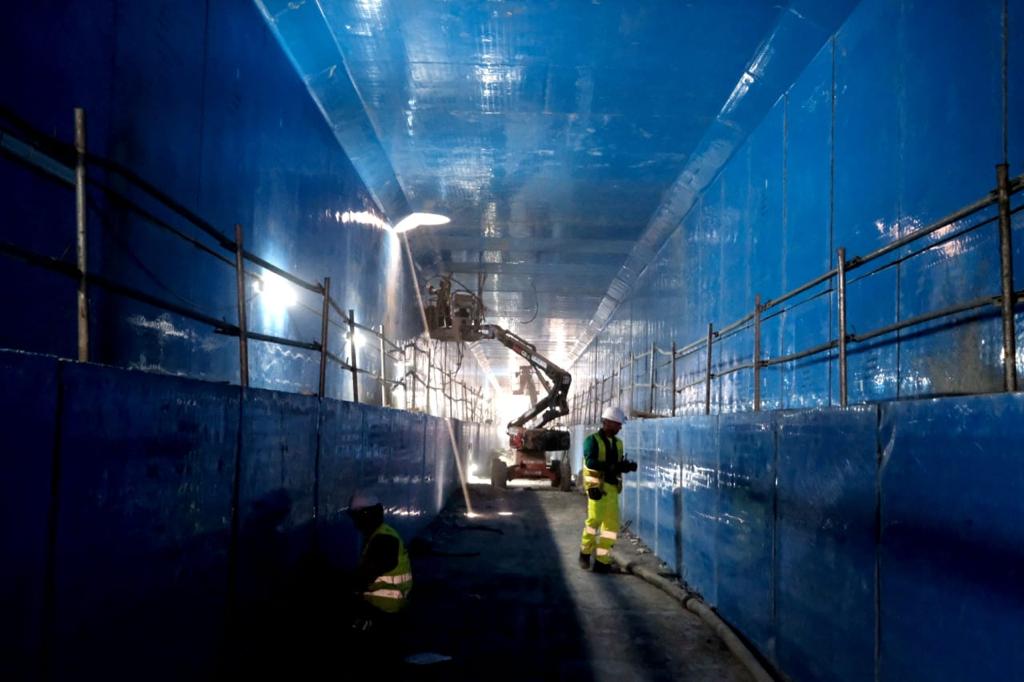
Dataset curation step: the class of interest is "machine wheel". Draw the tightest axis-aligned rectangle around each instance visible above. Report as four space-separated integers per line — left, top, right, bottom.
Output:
548 460 561 488
558 458 572 492
490 458 508 489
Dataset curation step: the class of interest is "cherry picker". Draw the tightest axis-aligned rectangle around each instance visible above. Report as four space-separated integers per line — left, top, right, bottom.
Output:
424 278 573 490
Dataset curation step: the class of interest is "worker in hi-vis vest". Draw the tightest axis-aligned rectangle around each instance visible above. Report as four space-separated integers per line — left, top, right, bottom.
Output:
346 491 413 634
579 406 637 573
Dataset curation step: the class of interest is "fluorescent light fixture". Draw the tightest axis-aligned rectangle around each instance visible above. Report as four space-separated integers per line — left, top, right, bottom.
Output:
392 212 450 234
335 209 449 234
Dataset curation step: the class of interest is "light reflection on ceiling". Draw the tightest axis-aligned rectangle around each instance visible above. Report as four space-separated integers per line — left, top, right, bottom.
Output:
258 0 859 383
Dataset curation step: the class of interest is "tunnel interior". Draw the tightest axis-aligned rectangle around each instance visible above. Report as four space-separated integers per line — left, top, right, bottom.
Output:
2 1 1023 680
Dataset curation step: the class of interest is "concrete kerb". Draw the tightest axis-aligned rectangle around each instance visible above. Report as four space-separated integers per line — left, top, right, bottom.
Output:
610 549 775 682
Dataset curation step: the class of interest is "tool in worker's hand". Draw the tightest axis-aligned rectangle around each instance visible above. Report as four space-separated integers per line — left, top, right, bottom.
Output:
616 457 638 474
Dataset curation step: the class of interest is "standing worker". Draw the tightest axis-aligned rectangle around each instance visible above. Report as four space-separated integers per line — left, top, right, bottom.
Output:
346 491 413 635
579 406 637 573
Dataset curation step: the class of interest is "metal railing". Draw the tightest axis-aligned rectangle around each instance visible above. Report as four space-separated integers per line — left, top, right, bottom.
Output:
0 106 494 423
570 165 1023 423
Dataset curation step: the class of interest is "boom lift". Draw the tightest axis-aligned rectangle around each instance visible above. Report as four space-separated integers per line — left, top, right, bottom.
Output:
424 277 573 490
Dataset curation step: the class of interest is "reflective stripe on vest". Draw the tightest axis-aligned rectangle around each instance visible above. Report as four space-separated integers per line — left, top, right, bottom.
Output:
362 523 413 613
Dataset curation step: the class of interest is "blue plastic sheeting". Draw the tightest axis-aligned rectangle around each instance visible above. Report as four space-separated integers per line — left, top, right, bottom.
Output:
776 406 878 682
716 413 777 656
572 0 1021 413
654 422 682 573
676 416 720 605
782 42 835 410
879 395 1024 681
400 411 431 532
0 349 481 673
0 352 59 679
362 405 408 525
53 362 239 678
235 389 318 607
635 424 658 545
0 0 419 396
253 0 409 220
316 398 365 569
603 392 1024 681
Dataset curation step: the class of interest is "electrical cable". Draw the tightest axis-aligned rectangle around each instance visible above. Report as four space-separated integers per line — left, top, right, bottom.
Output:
91 196 243 318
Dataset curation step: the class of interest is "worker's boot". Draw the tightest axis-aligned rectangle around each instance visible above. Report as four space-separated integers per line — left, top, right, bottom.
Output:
578 552 591 570
592 560 611 574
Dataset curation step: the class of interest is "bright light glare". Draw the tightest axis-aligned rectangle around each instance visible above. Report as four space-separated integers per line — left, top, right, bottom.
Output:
253 274 297 310
468 463 478 477
392 212 450 234
336 210 389 230
497 512 514 517
495 392 530 427
465 512 479 519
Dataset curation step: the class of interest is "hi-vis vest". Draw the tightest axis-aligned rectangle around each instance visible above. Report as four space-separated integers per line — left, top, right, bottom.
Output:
362 523 413 614
582 431 625 493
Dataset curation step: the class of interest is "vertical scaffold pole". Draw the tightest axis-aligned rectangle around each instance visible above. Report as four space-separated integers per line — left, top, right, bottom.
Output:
74 108 89 362
996 164 1018 391
318 277 331 398
753 295 762 412
234 225 249 388
837 247 849 407
704 324 714 415
348 309 360 403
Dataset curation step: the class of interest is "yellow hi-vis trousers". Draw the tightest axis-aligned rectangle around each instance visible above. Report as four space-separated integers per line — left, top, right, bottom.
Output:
580 482 619 565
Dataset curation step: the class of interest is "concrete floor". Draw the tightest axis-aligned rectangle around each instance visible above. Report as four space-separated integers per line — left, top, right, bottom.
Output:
394 481 754 681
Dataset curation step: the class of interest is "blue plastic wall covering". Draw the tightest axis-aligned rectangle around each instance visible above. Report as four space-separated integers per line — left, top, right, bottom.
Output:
781 43 835 410
878 395 1024 681
653 421 681 571
715 413 777 657
0 0 422 402
0 352 59 679
677 416 721 606
0 348 476 675
610 393 1022 682
775 406 878 682
52 362 239 678
571 0 1022 412
315 397 366 569
235 389 318 609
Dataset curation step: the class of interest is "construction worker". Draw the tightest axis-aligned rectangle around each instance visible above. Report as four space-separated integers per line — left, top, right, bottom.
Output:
579 406 636 573
346 490 413 633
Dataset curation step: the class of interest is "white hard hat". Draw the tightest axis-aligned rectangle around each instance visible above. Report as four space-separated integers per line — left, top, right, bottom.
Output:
601 406 626 423
348 490 381 511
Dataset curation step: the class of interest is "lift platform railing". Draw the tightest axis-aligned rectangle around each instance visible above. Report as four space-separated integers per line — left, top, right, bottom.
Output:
570 165 1023 423
0 106 493 423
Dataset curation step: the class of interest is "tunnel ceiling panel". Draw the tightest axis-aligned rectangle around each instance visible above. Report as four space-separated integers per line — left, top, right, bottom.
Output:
262 0 841 379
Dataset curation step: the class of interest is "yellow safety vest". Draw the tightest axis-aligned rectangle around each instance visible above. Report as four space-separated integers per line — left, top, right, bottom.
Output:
362 523 413 614
582 431 624 493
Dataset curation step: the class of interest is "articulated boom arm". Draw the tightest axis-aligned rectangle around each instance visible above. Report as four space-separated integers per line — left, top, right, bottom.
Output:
422 278 571 437
475 324 572 431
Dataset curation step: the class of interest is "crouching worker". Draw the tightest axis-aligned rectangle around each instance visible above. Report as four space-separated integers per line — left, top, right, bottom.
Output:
345 491 413 643
579 406 636 573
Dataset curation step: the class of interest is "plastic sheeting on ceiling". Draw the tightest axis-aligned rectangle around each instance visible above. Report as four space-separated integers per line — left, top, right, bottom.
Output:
257 0 857 381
